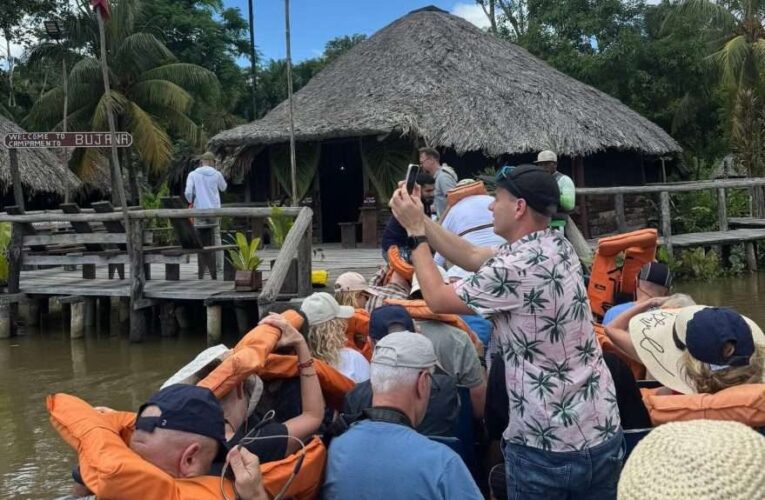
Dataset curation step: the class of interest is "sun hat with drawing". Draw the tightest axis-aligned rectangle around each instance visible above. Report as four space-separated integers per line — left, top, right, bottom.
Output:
627 305 765 394
617 419 765 500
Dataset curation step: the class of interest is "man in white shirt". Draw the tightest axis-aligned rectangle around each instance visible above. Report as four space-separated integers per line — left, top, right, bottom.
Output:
185 152 227 277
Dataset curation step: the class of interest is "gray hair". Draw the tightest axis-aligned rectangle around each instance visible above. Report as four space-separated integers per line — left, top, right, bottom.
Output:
370 364 420 394
662 293 696 309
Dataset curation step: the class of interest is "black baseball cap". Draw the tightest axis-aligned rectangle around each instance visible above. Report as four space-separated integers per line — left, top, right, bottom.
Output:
136 384 228 461
639 262 672 289
492 164 560 216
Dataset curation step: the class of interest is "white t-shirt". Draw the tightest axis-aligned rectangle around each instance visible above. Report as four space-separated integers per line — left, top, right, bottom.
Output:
337 347 370 383
435 195 506 269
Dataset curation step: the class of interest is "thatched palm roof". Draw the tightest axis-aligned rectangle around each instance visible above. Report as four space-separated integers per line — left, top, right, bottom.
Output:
210 6 680 157
0 116 82 196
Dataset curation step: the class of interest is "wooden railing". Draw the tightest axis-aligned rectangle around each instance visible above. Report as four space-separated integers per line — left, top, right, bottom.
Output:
576 177 765 257
0 206 313 341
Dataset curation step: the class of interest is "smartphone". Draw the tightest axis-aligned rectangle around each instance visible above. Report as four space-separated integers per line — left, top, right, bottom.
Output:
405 164 420 194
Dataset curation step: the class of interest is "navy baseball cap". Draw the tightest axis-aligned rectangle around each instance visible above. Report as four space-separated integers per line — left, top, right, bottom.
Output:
639 262 672 289
685 308 755 367
370 305 415 342
136 384 228 459
493 164 560 216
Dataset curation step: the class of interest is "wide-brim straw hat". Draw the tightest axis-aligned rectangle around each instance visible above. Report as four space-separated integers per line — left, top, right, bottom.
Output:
618 420 765 500
627 305 765 394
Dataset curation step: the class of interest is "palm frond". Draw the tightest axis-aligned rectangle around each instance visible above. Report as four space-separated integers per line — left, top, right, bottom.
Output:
114 33 176 75
126 102 172 171
710 34 750 86
138 63 219 95
129 80 193 113
92 90 129 130
68 57 102 86
158 107 203 147
24 87 66 129
663 0 738 36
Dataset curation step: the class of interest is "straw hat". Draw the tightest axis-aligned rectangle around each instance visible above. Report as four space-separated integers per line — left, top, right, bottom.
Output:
618 420 765 500
628 305 765 394
162 344 230 389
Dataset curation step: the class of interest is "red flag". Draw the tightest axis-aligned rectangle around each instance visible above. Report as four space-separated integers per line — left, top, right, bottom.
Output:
90 0 111 20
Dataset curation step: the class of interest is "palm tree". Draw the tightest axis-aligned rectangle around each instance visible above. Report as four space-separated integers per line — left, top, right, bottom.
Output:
668 1 765 197
26 0 218 202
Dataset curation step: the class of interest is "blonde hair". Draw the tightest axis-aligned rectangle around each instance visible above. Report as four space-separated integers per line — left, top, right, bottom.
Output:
307 318 347 367
681 345 765 394
662 293 696 309
335 290 364 308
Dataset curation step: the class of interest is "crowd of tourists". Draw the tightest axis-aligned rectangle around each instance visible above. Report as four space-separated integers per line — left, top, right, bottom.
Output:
50 149 765 500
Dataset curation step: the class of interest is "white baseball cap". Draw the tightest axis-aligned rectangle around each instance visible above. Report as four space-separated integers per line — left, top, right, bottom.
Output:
300 292 354 325
534 150 557 163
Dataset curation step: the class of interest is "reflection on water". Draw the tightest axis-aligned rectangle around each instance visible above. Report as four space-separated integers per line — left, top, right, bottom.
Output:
0 317 207 499
2 274 765 498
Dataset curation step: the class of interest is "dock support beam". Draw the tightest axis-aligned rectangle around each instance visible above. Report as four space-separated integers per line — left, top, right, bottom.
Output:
746 242 758 272
160 302 179 337
128 219 147 342
0 303 10 339
660 191 673 259
70 300 85 339
26 299 40 327
207 305 222 346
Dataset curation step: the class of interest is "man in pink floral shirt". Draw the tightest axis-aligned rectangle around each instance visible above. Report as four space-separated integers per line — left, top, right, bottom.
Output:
391 165 623 500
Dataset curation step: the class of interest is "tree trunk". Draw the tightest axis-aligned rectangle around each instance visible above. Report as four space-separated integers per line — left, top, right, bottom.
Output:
124 147 139 205
5 34 15 108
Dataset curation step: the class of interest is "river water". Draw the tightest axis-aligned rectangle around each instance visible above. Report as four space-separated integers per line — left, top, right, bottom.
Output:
2 274 765 498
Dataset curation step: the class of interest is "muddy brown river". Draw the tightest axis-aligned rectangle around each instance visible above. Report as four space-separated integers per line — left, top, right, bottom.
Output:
2 274 765 498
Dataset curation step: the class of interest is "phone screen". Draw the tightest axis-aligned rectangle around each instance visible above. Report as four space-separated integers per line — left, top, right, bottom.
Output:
405 164 420 194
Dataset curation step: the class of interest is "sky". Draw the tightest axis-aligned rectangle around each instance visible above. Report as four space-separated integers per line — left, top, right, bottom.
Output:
223 1 490 63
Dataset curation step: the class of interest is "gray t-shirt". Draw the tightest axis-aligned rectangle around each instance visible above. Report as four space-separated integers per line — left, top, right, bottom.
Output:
434 165 458 218
416 320 484 388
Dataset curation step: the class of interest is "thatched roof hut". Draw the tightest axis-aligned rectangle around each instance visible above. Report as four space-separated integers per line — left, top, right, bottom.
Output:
0 116 81 198
210 6 680 157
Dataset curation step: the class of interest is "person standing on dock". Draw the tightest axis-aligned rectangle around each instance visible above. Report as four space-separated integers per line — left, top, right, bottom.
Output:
185 152 227 277
535 150 576 215
419 147 457 220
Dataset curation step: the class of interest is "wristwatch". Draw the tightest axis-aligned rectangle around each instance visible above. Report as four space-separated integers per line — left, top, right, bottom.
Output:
407 235 428 250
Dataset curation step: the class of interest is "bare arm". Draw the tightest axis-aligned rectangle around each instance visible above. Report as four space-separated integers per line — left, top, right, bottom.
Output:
603 326 641 361
411 243 473 315
469 377 487 419
260 316 325 453
605 297 669 362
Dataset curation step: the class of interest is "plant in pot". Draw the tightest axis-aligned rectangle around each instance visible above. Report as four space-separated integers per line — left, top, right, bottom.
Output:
227 232 263 291
267 205 298 293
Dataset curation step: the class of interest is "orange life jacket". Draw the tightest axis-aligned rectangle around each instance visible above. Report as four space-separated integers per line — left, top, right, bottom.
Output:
385 245 415 282
593 323 646 380
198 310 304 398
345 309 373 361
383 298 483 352
445 181 488 210
259 353 355 411
642 383 765 428
587 229 658 320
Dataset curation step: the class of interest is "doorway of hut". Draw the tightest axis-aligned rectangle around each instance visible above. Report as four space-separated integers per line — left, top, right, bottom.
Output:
319 140 364 242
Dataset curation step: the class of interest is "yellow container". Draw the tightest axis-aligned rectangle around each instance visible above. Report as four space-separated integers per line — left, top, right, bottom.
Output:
312 269 329 287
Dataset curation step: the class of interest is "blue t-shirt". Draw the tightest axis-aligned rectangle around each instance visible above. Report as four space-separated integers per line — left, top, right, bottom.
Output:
461 315 492 347
602 301 635 325
323 420 482 500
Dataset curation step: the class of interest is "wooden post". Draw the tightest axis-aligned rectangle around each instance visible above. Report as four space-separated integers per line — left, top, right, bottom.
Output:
614 193 626 233
176 305 191 330
234 303 250 335
8 149 25 210
284 0 298 205
70 300 85 339
297 221 312 297
118 297 130 323
660 191 673 258
207 305 222 345
98 296 111 328
85 298 96 327
160 302 179 337
26 299 40 327
0 303 10 339
573 157 590 239
7 223 23 337
563 215 593 264
128 219 147 342
746 242 758 272
717 188 728 231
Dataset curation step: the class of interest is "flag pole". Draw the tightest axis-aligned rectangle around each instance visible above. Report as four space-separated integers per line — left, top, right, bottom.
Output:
284 0 297 206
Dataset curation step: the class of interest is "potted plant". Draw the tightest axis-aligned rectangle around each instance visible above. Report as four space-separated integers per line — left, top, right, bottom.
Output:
226 232 263 291
267 205 298 293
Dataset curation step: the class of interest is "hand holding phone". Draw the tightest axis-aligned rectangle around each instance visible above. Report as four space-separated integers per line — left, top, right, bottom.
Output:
405 164 420 194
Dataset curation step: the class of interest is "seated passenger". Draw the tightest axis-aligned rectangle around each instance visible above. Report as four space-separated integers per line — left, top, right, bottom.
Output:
603 262 673 325
627 305 765 395
334 272 371 309
301 292 370 383
343 304 459 437
323 332 482 500
618 420 765 500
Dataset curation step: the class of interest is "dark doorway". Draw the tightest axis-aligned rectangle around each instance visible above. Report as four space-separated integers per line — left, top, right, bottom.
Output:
319 140 364 242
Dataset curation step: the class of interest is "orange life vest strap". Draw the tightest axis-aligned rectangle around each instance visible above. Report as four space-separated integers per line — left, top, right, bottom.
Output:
383 298 482 351
446 181 487 209
261 435 326 500
386 245 414 282
593 323 646 380
643 383 765 427
345 309 373 361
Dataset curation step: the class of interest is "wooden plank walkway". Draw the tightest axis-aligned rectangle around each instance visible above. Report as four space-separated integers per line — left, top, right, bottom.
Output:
729 217 765 228
19 244 383 301
660 228 765 247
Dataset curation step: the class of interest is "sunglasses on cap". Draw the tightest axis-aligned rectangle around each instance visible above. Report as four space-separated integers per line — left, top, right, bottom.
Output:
494 165 526 201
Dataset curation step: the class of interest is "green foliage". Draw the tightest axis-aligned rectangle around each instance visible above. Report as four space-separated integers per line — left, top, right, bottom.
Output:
0 222 11 283
140 182 174 246
226 232 262 271
267 206 294 249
